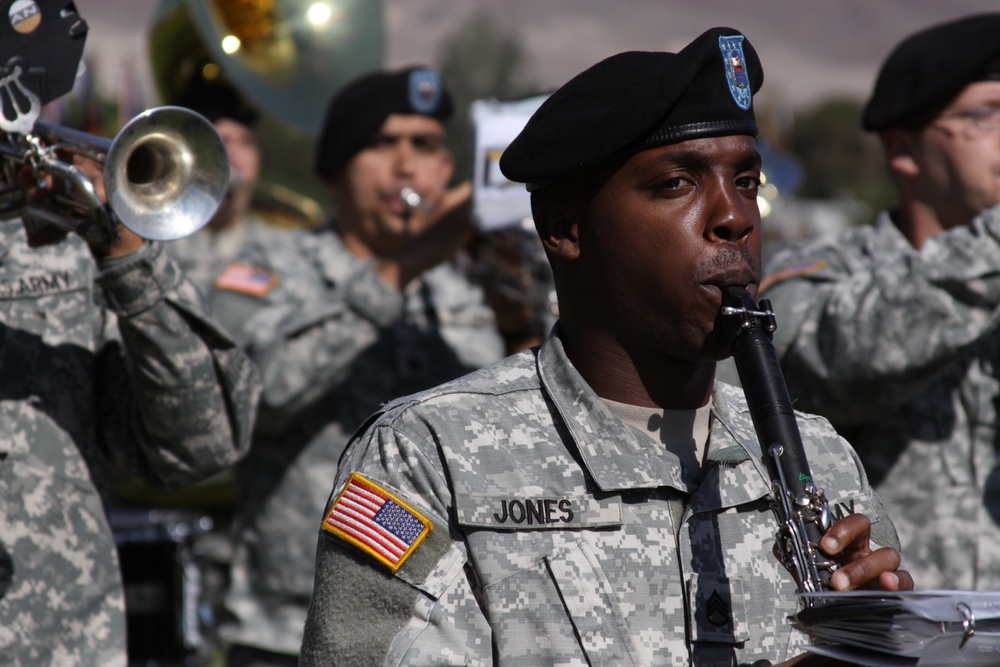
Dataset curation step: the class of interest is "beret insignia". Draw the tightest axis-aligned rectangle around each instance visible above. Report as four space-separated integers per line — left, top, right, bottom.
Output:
408 68 442 115
719 34 752 111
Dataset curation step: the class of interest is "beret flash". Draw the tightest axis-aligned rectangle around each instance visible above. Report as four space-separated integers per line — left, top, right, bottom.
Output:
862 13 1000 132
500 27 763 189
314 66 453 177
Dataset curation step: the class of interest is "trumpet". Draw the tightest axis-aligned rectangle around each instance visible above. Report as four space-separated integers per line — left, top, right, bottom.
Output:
0 106 229 247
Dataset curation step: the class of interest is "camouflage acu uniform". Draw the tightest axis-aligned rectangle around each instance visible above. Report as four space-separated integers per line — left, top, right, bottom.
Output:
300 329 898 666
164 213 288 296
762 204 1000 590
0 220 259 666
210 226 505 656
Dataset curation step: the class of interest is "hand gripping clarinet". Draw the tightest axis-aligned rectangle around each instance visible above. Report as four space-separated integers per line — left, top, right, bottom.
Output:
721 286 838 604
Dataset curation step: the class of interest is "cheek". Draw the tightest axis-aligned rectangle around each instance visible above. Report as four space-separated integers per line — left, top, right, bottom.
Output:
231 149 261 182
586 213 689 286
924 136 993 186
957 144 1000 182
243 149 262 181
345 158 389 199
413 156 452 193
608 244 694 312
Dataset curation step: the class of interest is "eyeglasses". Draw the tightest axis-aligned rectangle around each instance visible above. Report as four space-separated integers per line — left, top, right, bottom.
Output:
936 105 1000 131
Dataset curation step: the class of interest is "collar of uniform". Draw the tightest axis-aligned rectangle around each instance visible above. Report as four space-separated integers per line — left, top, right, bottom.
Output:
875 208 923 257
318 224 439 298
537 329 691 492
538 330 777 505
687 382 772 514
316 224 368 285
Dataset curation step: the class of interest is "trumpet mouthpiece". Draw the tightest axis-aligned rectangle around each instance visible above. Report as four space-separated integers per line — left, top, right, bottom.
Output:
399 186 422 210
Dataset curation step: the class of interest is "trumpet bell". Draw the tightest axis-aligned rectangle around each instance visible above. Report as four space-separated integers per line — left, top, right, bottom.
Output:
104 106 229 241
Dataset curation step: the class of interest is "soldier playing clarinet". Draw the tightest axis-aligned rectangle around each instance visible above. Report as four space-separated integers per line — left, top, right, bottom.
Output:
300 26 913 667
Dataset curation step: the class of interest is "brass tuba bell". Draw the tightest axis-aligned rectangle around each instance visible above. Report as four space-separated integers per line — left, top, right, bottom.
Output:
149 0 384 135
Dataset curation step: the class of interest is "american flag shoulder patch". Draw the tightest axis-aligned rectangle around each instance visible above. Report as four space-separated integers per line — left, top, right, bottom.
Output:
213 262 279 298
322 473 433 573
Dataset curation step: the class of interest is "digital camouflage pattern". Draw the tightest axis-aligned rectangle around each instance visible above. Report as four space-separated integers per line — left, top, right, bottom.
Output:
210 226 505 655
763 204 1000 590
0 220 259 666
300 330 897 666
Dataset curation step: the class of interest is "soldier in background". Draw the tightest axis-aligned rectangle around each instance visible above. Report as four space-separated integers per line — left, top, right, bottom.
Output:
165 80 294 296
762 13 1000 590
210 66 517 666
0 150 260 663
300 27 910 666
99 81 293 666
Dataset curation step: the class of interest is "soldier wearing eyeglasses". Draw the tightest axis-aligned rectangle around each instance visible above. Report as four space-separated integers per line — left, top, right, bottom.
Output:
761 13 1000 591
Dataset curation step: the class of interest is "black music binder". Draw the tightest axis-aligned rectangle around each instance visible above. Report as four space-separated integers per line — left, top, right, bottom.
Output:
794 590 1000 666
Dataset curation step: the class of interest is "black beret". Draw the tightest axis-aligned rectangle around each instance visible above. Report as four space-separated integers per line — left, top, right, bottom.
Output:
862 13 1000 131
500 27 763 189
314 66 453 177
169 80 259 128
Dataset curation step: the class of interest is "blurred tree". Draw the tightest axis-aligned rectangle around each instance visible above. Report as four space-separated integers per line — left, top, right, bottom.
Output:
435 10 543 180
789 97 895 224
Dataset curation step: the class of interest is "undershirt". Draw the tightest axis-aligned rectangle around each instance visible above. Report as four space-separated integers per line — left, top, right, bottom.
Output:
602 399 713 530
602 399 712 474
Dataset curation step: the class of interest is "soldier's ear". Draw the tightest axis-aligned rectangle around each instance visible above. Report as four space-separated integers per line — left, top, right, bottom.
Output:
881 128 920 178
532 197 580 262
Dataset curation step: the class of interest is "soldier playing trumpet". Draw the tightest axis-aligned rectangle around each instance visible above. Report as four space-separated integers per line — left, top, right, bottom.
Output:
0 3 260 663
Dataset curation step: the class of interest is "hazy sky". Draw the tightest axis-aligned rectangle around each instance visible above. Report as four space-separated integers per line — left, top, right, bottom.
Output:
75 0 1000 116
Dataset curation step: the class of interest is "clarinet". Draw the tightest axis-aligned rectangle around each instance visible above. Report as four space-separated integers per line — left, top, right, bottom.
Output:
721 286 838 602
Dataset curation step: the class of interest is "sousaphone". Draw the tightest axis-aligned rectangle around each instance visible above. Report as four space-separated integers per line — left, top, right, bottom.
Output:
148 0 384 136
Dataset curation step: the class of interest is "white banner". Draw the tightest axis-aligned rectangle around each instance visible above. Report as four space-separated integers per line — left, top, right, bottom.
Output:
470 95 548 231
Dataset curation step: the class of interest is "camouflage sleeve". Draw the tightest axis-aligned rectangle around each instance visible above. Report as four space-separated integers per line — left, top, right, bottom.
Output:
95 241 260 488
211 241 406 433
300 416 493 666
765 206 1000 425
793 409 901 552
832 431 900 552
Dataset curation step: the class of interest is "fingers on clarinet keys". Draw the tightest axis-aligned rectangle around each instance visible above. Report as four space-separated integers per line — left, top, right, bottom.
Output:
819 502 834 532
